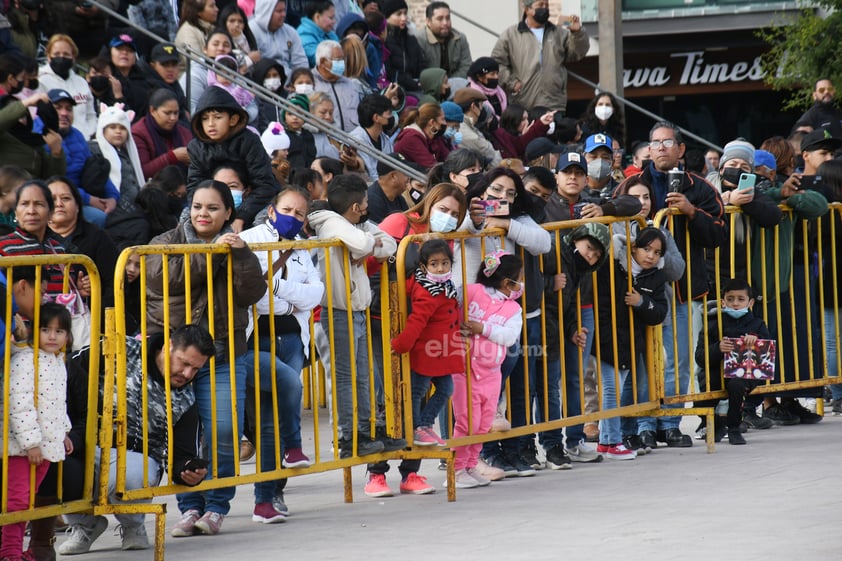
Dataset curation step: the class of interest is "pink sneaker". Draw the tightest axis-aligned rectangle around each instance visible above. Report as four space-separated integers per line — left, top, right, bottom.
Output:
171 509 200 537
364 474 394 498
399 472 435 495
282 448 311 468
413 427 439 446
194 511 224 535
597 443 636 461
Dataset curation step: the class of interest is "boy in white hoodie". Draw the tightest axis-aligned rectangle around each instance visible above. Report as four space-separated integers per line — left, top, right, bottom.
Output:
308 174 399 457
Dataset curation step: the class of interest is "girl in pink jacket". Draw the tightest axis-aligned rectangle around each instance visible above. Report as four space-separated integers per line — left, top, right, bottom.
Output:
452 250 523 489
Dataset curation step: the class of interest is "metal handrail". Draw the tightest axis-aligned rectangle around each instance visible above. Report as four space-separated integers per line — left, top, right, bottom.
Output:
449 8 722 152
89 0 427 182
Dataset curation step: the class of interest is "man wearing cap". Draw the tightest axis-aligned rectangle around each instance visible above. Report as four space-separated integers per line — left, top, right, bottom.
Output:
413 1 472 78
753 149 777 185
251 0 309 77
47 88 119 225
367 153 412 224
799 128 842 176
467 57 507 120
615 120 725 448
453 87 501 166
348 93 394 180
583 133 619 198
792 79 842 138
143 44 189 122
491 0 589 112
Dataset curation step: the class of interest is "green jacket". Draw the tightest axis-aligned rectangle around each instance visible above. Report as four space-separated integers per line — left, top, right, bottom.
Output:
0 99 66 179
413 26 473 79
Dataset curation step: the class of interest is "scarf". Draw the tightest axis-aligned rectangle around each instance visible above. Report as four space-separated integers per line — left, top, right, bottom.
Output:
144 112 188 160
414 267 456 299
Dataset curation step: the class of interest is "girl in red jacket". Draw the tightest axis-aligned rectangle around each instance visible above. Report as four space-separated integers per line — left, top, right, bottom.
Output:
391 239 462 447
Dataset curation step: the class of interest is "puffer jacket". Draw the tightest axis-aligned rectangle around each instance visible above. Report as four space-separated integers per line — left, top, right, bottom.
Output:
491 19 589 112
188 87 280 227
593 235 668 370
414 25 472 78
145 222 267 359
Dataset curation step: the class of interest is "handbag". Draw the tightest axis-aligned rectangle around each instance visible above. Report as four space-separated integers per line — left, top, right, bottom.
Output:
54 290 91 352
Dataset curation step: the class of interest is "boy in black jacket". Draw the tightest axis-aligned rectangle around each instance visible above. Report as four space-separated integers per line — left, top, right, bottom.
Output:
188 87 280 232
695 278 772 445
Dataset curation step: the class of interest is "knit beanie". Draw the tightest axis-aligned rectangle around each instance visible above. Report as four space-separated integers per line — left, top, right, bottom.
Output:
380 0 408 19
441 101 463 123
261 122 291 156
283 94 310 121
720 139 755 170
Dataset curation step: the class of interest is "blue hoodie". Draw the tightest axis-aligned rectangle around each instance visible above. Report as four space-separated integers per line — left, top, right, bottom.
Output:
297 16 340 67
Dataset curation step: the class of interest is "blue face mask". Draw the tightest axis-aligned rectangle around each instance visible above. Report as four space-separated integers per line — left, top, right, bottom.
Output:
722 306 750 319
443 127 457 140
330 59 345 76
270 210 304 240
231 190 243 209
429 209 458 233
453 131 463 145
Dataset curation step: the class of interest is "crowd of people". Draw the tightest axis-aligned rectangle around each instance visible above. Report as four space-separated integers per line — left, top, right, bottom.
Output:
0 0 841 559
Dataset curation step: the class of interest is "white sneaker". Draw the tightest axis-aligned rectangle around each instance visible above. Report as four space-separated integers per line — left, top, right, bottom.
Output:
448 469 480 489
473 458 506 481
119 523 150 550
565 442 603 463
58 516 108 555
466 467 491 486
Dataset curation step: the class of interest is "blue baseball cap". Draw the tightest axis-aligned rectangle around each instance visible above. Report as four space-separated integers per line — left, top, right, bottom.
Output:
754 150 777 171
584 133 614 154
556 151 587 173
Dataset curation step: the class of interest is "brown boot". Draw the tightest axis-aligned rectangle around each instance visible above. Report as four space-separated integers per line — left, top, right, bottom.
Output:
28 497 57 561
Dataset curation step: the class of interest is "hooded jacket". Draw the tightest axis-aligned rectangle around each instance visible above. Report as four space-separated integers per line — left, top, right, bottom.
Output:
417 67 447 106
251 58 287 130
0 97 66 179
593 234 667 370
414 25 472 79
250 0 309 75
491 19 589 112
307 208 397 311
297 16 340 67
337 13 383 89
188 87 280 227
616 163 726 303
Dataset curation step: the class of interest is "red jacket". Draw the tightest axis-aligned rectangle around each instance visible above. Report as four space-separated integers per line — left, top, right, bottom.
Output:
394 125 451 169
391 275 464 376
492 119 549 160
131 116 193 180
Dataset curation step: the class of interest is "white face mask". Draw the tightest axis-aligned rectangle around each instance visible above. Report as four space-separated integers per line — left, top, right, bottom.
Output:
594 105 614 121
295 83 314 95
263 77 282 91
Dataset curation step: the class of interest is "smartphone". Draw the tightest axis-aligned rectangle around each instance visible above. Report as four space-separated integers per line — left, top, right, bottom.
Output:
667 168 683 193
481 199 509 216
184 458 209 471
572 202 587 219
798 175 822 190
737 173 756 191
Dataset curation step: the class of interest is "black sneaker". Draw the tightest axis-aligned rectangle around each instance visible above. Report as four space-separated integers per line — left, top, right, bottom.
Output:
339 437 385 458
639 430 657 451
519 444 544 470
377 436 409 452
833 398 842 415
781 398 822 424
657 428 693 448
484 454 518 477
743 408 773 429
727 430 746 445
623 434 646 455
545 446 572 470
503 452 536 477
762 403 800 426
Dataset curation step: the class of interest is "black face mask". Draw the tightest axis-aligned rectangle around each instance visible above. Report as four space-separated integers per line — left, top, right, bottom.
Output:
89 75 111 93
478 106 489 125
573 247 593 271
532 8 550 24
26 79 38 90
720 167 743 189
441 86 451 100
484 78 498 90
409 187 424 203
434 124 446 138
8 82 23 95
526 192 547 221
49 57 74 80
385 114 396 131
465 171 483 190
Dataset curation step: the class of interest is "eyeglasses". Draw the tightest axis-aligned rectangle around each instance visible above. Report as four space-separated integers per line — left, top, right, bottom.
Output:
817 87 836 94
487 184 517 199
649 139 678 149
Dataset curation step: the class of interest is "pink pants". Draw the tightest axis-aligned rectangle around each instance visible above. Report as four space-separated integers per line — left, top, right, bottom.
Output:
1 456 50 558
451 367 500 471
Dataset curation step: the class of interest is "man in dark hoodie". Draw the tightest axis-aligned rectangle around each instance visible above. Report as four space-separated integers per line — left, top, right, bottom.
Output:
188 87 280 232
792 78 842 138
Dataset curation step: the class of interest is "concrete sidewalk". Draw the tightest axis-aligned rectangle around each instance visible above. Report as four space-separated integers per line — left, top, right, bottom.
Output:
55 414 839 561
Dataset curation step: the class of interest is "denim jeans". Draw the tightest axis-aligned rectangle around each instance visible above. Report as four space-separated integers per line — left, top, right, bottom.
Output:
534 359 562 449
66 448 160 529
258 333 306 375
244 350 302 504
598 361 629 445
504 316 541 454
177 355 247 515
562 306 594 448
656 302 690 430
411 372 453 429
823 309 842 400
320 309 372 439
621 355 654 435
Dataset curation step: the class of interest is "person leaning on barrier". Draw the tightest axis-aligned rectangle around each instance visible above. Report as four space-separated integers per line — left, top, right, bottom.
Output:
615 120 726 449
146 179 267 538
58 324 216 556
